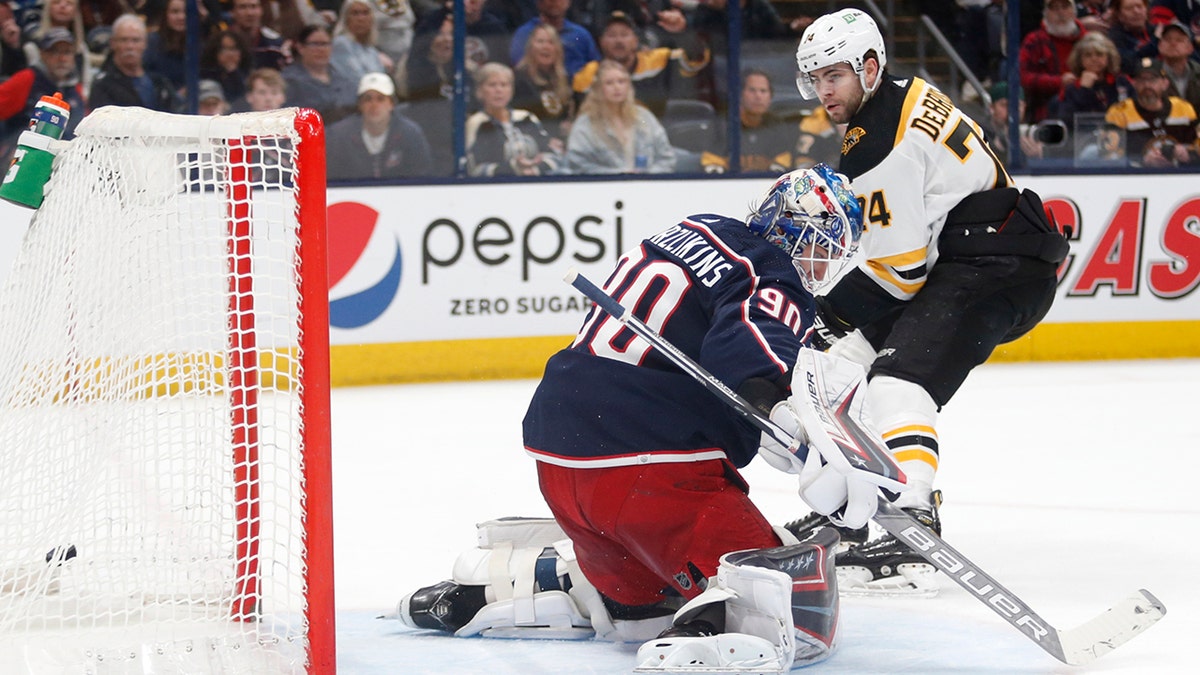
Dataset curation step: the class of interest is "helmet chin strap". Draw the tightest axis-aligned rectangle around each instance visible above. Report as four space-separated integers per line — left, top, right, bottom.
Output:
855 60 883 114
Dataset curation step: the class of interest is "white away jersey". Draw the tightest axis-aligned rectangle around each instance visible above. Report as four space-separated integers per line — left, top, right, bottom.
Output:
838 76 1013 301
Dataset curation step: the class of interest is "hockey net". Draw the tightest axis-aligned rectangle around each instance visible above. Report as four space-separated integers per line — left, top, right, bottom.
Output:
0 107 333 673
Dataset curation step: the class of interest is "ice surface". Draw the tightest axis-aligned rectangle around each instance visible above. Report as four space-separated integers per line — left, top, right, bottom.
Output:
332 359 1199 674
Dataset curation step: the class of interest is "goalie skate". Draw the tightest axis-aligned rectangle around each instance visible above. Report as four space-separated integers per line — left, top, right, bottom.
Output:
781 512 868 554
835 492 942 598
0 545 77 596
636 632 786 673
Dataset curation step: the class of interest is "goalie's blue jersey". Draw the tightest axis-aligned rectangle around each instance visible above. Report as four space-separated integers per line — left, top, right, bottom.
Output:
523 215 816 469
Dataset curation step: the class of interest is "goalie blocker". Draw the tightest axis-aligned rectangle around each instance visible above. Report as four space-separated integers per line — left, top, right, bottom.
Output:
395 519 842 672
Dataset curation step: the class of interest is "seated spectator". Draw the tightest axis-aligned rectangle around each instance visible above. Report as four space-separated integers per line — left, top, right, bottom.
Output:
1150 0 1200 42
2 3 27 79
400 13 456 174
793 105 842 169
229 0 289 71
368 0 416 67
512 22 575 153
1058 32 1134 127
415 0 509 69
980 81 1045 166
1108 0 1158 74
197 78 229 115
402 12 455 100
283 24 357 124
467 62 559 176
1157 19 1200 109
511 0 600 79
326 71 434 180
0 27 86 162
240 66 288 111
22 0 93 89
332 0 392 85
572 10 710 119
1105 56 1199 165
565 58 675 174
144 0 187 93
1020 0 1089 123
201 29 253 104
88 14 179 112
700 69 797 174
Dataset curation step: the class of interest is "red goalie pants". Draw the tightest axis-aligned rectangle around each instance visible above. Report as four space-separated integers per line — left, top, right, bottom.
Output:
535 458 782 607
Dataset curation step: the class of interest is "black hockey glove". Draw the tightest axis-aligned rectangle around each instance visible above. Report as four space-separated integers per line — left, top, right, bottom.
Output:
809 296 855 352
737 377 789 417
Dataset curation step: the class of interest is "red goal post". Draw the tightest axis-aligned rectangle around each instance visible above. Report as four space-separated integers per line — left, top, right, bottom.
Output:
0 106 334 673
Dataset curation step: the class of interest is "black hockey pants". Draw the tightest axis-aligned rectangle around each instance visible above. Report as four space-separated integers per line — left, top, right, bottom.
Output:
862 188 1067 407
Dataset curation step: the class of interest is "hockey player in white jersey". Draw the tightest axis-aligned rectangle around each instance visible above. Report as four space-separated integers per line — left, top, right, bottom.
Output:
788 8 1070 595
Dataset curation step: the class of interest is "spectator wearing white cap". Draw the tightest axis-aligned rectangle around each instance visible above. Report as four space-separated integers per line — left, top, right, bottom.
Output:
326 72 435 180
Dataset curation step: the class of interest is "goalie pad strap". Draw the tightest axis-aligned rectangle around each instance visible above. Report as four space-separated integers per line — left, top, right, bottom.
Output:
487 542 514 601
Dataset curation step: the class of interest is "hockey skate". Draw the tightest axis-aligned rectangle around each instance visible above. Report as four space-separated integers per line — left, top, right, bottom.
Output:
398 580 489 633
835 491 943 598
781 512 868 554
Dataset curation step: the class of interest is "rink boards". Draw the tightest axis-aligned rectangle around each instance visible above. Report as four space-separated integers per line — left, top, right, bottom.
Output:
3 174 1198 384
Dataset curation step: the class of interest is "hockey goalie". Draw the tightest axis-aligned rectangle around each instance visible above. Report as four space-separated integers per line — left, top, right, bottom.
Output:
391 166 916 671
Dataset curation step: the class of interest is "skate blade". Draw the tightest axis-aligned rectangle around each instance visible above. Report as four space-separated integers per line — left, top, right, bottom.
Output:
634 634 786 673
479 625 595 640
837 563 940 598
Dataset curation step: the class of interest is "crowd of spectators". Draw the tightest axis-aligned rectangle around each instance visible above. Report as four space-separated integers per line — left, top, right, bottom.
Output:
1011 0 1200 167
0 0 838 180
3 0 1198 179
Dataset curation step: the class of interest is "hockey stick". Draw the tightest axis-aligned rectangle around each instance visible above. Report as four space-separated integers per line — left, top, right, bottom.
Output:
564 268 1166 666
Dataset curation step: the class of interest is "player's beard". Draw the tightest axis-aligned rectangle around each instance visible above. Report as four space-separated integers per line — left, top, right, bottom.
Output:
827 89 866 124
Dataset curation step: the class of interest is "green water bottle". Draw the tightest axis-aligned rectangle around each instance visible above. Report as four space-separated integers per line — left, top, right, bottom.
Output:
1 92 71 209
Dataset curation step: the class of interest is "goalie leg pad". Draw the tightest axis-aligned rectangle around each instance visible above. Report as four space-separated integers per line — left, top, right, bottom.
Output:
397 517 594 639
635 529 839 671
450 541 593 638
474 516 567 549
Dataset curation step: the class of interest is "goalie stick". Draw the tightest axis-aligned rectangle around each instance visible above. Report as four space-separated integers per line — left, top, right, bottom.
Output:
564 268 1166 666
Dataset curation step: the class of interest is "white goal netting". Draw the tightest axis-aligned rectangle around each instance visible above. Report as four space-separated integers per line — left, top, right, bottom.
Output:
0 107 332 673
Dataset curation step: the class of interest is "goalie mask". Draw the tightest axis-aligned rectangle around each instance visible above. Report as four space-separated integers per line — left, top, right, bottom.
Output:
747 164 863 293
795 8 886 101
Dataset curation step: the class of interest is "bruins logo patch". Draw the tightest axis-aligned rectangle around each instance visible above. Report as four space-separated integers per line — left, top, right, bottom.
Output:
842 126 867 154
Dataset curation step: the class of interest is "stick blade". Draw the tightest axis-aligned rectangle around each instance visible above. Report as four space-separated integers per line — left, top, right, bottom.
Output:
1058 589 1166 665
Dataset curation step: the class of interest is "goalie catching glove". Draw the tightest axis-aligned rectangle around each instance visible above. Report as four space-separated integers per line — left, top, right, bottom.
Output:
757 350 909 529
